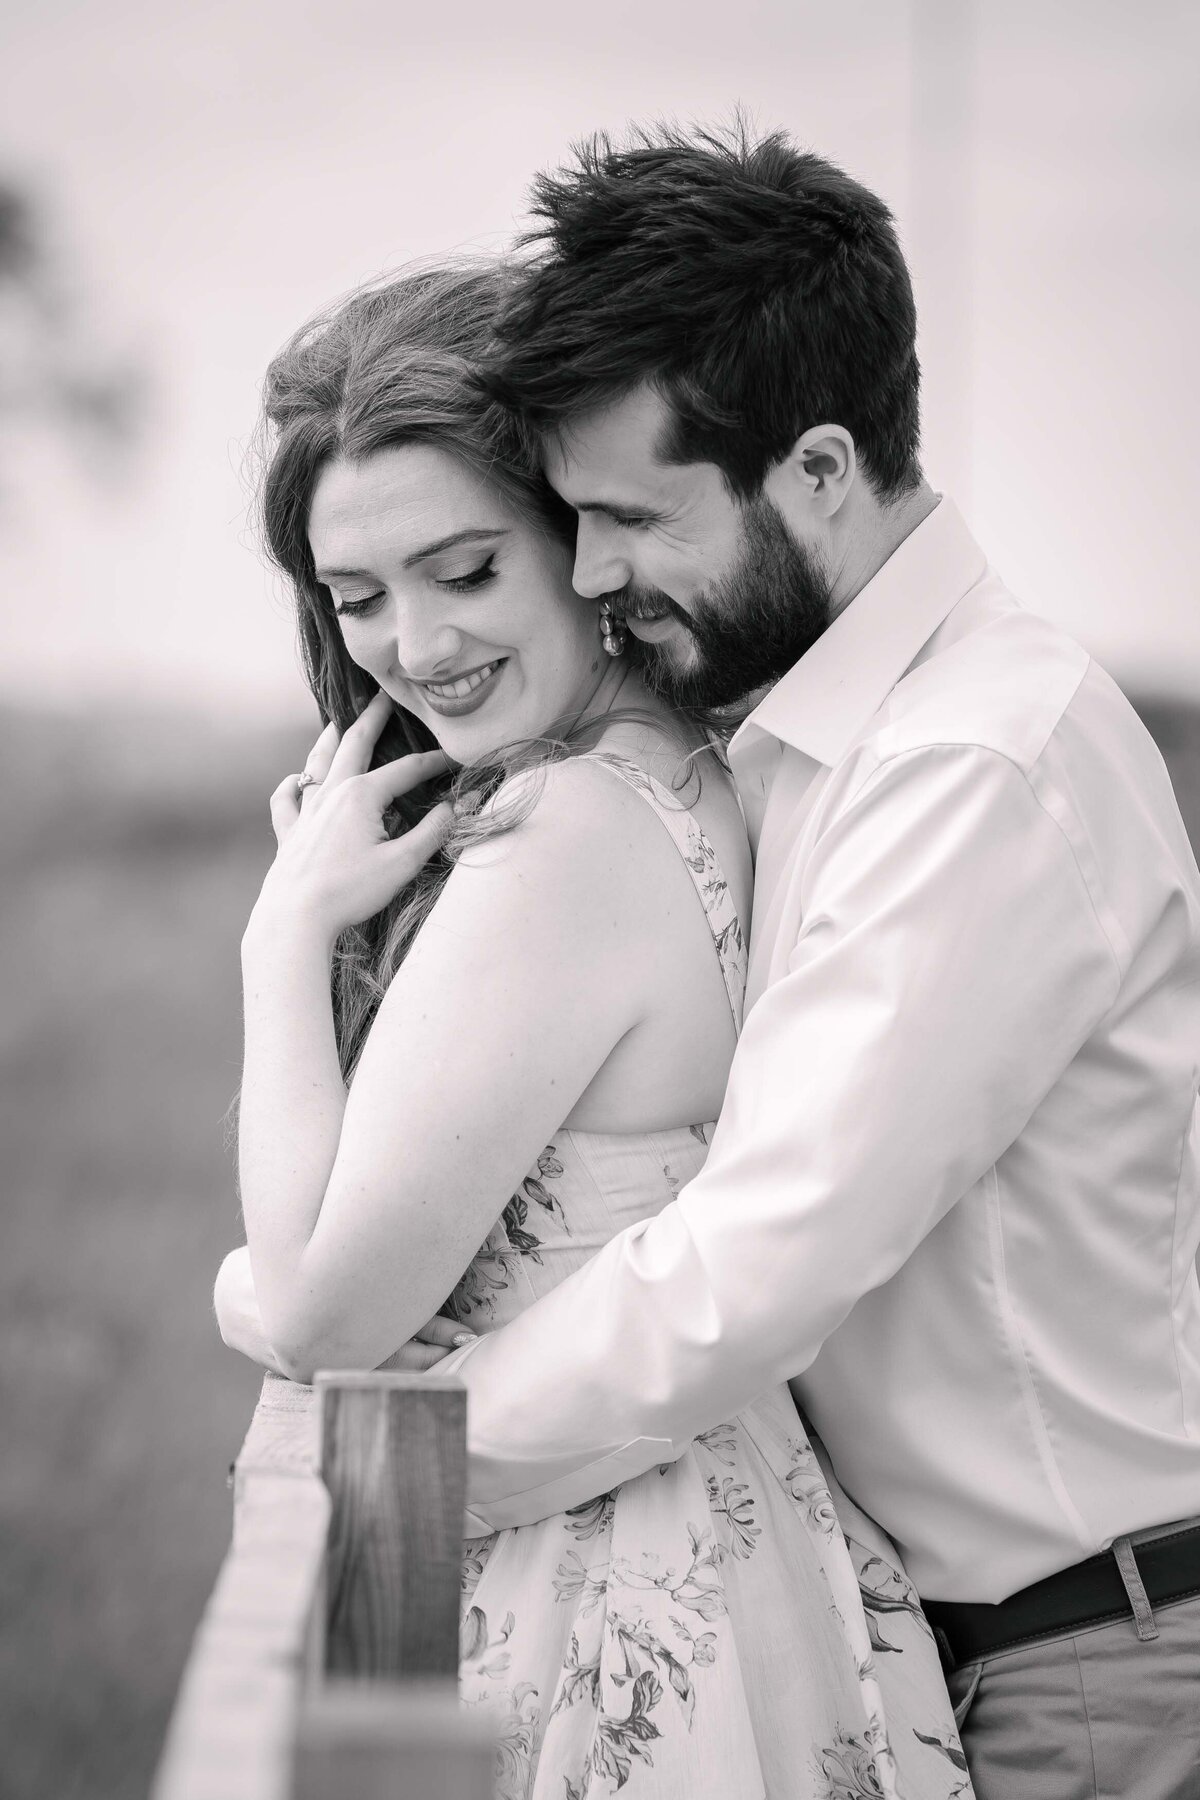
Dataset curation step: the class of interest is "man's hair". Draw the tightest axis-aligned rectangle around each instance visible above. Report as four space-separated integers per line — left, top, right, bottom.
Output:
483 118 922 502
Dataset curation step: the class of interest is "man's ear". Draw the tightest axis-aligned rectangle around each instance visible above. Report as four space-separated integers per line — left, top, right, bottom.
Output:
769 425 856 520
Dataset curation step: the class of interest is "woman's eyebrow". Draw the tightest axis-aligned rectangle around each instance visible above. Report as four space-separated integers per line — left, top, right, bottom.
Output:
315 527 509 583
403 526 510 567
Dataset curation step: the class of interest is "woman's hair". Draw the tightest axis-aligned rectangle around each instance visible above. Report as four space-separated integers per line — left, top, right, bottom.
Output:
256 260 701 1079
260 259 575 766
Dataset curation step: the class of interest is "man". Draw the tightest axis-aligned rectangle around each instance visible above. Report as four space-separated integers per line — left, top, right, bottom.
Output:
417 122 1200 1796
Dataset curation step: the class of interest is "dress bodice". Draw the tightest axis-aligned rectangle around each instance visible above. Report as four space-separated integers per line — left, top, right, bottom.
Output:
447 752 747 1334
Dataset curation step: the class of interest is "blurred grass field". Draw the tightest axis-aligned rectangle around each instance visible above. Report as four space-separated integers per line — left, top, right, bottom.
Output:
0 703 311 1800
1 692 1198 1800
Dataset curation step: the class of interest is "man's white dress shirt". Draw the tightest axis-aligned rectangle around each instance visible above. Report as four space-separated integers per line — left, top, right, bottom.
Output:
442 498 1200 1604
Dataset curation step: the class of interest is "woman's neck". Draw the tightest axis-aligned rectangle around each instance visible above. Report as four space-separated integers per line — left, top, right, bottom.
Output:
574 652 638 730
578 662 725 798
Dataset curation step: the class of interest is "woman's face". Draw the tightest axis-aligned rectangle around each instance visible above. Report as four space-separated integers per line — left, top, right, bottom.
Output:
307 445 604 763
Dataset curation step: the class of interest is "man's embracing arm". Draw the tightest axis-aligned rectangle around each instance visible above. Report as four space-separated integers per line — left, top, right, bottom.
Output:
441 744 1122 1535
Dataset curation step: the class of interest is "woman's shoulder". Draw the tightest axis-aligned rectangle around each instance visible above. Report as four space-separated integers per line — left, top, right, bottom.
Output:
448 744 749 950
456 752 673 879
419 754 695 1014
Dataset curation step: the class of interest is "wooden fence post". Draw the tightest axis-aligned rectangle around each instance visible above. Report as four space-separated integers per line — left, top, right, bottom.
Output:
154 1372 488 1800
316 1372 468 1680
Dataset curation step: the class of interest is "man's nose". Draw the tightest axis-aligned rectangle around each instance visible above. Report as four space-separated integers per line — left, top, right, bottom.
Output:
572 519 630 600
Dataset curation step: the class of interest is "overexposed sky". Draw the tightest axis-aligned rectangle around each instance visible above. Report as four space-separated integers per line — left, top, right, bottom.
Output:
0 0 1197 716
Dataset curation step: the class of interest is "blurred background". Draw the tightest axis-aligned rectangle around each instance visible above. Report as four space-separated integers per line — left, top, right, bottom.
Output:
0 1 1197 1794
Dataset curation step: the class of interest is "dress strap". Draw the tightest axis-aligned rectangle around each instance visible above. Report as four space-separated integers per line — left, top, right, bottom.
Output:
581 751 747 1032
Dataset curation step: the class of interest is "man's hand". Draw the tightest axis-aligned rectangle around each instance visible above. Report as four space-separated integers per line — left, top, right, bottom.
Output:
379 1314 477 1372
214 1244 475 1376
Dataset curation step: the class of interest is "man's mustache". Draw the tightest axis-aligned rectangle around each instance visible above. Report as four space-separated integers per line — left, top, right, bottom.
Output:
603 585 694 631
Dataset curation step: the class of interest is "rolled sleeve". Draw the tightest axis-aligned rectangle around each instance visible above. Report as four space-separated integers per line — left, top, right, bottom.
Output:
450 745 1123 1530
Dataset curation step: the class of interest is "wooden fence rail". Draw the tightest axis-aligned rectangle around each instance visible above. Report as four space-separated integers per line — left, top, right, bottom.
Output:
152 1371 493 1800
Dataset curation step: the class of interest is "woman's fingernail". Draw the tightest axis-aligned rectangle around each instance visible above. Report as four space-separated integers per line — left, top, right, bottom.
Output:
452 1332 476 1347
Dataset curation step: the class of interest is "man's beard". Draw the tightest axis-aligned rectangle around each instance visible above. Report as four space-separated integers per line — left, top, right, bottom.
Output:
623 496 834 713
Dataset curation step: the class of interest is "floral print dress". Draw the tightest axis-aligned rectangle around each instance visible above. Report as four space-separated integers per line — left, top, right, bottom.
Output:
449 754 972 1800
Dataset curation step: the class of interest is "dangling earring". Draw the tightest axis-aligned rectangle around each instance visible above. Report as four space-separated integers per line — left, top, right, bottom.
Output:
599 597 627 657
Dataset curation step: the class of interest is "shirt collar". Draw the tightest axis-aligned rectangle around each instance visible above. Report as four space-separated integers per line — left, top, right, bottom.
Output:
729 497 988 769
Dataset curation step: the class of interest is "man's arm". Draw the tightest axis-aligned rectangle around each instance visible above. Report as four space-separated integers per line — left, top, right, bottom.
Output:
441 743 1125 1535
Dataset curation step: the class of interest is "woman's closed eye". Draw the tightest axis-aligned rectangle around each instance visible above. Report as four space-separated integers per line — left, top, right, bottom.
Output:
438 553 497 594
335 591 386 620
333 555 497 620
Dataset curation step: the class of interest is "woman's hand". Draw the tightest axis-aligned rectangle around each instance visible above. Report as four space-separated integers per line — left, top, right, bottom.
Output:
253 691 454 943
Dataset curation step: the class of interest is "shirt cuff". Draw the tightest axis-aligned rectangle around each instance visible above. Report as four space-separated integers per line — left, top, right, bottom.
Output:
431 1338 481 1383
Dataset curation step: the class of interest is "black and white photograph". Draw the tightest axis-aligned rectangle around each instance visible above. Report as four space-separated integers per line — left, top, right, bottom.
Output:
2 3 1199 1797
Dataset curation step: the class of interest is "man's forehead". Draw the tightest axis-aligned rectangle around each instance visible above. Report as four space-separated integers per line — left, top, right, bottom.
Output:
542 384 675 499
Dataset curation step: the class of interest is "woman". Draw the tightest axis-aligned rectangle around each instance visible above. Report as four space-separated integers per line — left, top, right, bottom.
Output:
216 264 971 1800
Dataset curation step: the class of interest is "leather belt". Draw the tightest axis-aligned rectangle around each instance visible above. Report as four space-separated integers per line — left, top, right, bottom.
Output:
924 1522 1200 1668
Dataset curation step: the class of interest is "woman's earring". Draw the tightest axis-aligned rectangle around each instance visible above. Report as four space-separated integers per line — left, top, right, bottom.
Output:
599 598 627 657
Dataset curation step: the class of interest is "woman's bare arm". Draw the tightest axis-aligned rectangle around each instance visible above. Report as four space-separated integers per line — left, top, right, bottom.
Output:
238 756 667 1380
213 1243 472 1374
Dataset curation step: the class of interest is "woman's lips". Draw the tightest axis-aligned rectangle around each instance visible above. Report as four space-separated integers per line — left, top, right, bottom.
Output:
417 658 507 718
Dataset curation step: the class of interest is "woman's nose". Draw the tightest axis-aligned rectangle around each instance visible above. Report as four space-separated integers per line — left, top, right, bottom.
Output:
386 595 462 680
572 518 630 600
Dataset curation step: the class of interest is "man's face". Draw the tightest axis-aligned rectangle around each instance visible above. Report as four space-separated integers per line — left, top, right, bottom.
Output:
542 384 833 710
